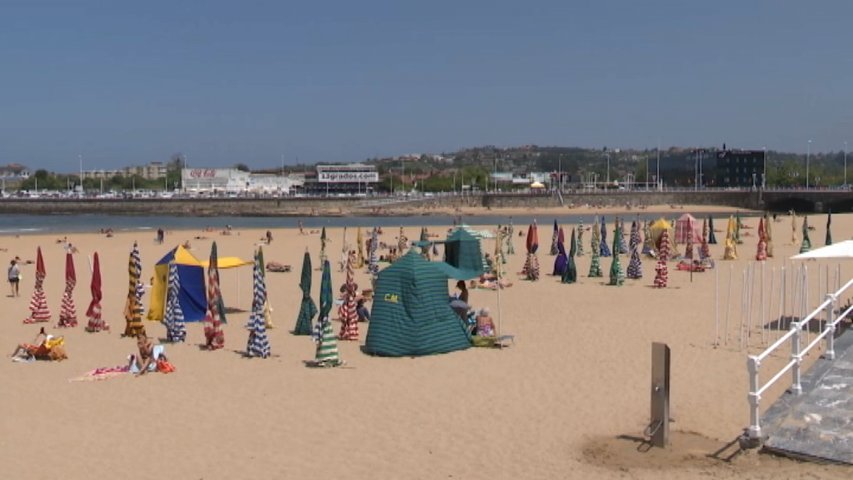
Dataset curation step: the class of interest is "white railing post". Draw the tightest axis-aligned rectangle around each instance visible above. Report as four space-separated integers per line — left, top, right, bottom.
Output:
824 293 837 360
747 356 762 440
790 322 803 395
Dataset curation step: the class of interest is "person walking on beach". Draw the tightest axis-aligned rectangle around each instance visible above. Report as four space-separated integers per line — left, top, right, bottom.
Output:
8 259 20 297
157 228 164 244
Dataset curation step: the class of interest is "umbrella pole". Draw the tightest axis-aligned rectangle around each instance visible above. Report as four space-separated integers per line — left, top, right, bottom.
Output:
714 265 719 347
760 261 766 346
237 270 241 311
724 265 733 345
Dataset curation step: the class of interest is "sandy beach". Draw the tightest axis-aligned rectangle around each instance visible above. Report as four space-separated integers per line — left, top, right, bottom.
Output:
0 205 850 480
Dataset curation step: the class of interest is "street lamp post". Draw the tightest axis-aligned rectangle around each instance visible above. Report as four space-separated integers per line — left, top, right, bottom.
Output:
844 141 848 187
806 139 812 189
763 147 767 190
656 140 661 191
606 153 610 185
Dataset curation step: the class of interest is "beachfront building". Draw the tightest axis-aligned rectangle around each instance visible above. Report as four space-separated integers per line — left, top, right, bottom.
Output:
714 149 766 188
82 161 168 181
181 168 303 195
302 163 378 195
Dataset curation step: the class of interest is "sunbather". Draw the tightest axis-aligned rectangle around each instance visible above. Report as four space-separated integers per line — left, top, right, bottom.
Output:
11 327 67 361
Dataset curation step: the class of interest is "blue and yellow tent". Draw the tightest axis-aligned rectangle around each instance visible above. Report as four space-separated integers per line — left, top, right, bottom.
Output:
147 245 207 322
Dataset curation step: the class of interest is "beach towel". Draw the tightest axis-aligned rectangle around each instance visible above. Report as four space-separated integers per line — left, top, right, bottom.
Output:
69 365 130 382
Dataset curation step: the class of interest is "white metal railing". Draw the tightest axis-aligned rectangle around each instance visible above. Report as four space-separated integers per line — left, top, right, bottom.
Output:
746 278 853 441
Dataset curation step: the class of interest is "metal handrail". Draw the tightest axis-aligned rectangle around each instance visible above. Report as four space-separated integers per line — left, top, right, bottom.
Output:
745 278 853 442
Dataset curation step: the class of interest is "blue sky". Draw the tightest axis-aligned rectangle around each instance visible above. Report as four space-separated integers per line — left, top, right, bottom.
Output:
2 0 853 172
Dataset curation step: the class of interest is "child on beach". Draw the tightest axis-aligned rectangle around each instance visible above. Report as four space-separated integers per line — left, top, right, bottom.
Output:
8 259 20 297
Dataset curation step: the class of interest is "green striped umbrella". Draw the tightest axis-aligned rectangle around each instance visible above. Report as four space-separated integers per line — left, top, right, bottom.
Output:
293 251 317 335
311 260 341 366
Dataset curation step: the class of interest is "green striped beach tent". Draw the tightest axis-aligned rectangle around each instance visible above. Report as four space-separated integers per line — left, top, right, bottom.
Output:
442 227 485 279
364 251 475 357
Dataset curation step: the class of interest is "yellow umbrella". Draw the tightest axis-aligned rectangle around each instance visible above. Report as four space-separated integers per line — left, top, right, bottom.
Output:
723 215 738 260
356 227 365 268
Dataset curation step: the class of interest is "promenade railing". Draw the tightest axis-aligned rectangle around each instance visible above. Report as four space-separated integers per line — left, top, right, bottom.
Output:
746 278 853 442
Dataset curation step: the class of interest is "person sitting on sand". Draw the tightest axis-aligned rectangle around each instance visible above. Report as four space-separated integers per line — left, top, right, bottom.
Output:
265 230 273 244
475 308 496 337
356 298 370 322
131 333 159 375
454 280 469 304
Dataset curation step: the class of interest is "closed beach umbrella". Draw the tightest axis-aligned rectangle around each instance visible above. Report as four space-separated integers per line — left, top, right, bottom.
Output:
85 252 107 332
311 260 342 367
367 227 379 277
629 220 640 252
203 241 225 350
523 223 540 281
293 251 317 335
735 212 743 244
257 246 273 329
24 246 51 324
163 261 186 342
246 248 271 358
825 210 832 246
576 221 585 257
755 217 768 261
57 251 77 327
599 218 612 257
562 228 578 284
723 216 738 260
685 225 694 260
608 222 624 286
588 218 602 278
338 251 359 340
319 226 328 265
356 226 365 268
800 216 812 253
653 229 671 288
506 221 515 255
397 225 407 255
764 212 774 258
549 220 559 255
626 243 643 279
618 218 628 254
123 242 145 337
552 238 568 276
707 216 717 244
642 221 655 256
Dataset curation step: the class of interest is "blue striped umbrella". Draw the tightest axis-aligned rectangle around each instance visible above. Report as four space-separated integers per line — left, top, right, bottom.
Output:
164 261 186 342
246 247 270 358
367 227 379 277
599 218 612 257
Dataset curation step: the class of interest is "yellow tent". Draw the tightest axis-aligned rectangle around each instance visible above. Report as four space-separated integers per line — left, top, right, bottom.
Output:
201 257 253 269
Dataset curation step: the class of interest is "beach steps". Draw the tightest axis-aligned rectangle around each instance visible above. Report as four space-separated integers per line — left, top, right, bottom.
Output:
760 326 853 465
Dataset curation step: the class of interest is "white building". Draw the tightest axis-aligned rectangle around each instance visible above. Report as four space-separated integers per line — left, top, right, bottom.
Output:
181 168 302 194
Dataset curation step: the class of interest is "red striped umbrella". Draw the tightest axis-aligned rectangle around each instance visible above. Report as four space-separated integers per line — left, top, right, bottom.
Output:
85 252 107 332
24 247 50 324
57 251 77 327
203 241 225 350
338 251 359 340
